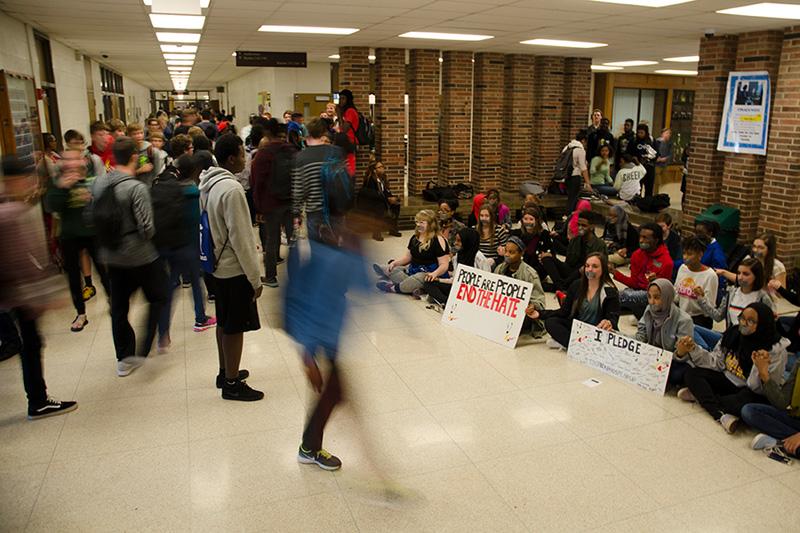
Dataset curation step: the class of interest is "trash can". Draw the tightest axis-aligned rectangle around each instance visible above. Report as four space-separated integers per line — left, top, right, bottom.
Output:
696 204 740 254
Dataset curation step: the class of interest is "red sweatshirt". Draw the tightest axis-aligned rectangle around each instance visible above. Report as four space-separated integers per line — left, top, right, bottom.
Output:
613 243 673 290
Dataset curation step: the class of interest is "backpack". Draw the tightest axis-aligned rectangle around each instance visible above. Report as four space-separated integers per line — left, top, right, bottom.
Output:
320 147 354 226
422 181 457 203
631 193 671 213
355 112 374 147
151 169 190 250
269 146 294 202
199 180 229 274
552 146 575 184
92 178 135 250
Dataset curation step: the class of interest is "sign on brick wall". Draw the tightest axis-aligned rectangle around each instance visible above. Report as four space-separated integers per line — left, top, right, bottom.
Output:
717 71 771 156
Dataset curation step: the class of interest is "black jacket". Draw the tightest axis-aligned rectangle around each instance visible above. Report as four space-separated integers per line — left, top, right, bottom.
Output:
603 221 639 255
357 176 394 218
540 278 620 329
512 227 553 269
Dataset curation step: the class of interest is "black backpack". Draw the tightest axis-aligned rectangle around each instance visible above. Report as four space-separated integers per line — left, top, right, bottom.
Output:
355 112 374 147
552 146 575 184
92 178 134 250
269 146 294 202
151 169 190 250
631 193 671 213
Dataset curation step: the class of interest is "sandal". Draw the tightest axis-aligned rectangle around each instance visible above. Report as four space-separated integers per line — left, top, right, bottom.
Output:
70 315 88 332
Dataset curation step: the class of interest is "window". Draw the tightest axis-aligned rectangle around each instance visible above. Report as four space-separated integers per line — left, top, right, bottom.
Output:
100 66 125 120
611 88 667 136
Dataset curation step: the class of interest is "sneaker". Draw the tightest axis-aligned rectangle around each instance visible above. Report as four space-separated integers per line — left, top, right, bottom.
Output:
82 285 96 302
277 257 285 264
751 433 778 450
719 413 740 434
298 446 342 471
372 263 389 279
182 281 192 288
262 277 279 288
157 334 171 354
372 232 384 241
116 356 145 377
677 387 696 402
221 379 264 401
193 316 217 332
208 294 216 302
546 338 565 350
555 290 566 307
27 397 78 420
70 315 89 332
215 369 250 389
376 281 396 293
411 288 424 300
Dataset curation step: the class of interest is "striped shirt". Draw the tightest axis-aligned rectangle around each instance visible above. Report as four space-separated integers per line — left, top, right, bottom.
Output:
478 224 509 261
292 144 342 216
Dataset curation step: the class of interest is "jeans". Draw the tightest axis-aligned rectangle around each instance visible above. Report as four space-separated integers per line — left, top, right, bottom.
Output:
158 245 208 336
693 326 723 351
388 268 428 294
592 184 618 197
684 366 765 420
302 357 341 452
61 236 109 315
259 205 294 280
741 403 800 446
619 288 648 319
108 260 169 360
668 360 690 386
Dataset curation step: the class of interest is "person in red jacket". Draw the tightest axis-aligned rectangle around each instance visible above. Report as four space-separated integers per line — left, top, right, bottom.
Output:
612 222 673 319
89 121 115 170
337 89 359 176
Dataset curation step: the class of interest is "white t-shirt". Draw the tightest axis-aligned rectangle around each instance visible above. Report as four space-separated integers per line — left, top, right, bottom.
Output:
675 265 719 317
744 255 785 280
614 164 646 201
727 289 764 327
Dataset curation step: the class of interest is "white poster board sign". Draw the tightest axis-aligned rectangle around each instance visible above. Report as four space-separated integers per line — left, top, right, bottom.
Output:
442 265 532 349
567 320 672 394
717 71 771 155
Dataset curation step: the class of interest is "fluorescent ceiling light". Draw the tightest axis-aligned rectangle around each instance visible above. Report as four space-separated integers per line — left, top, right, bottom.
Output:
369 55 376 60
399 31 493 41
168 66 192 71
328 54 340 59
156 32 201 43
232 52 236 56
664 55 699 62
144 0 210 7
591 0 694 6
163 53 196 60
161 44 197 53
150 14 205 30
604 60 658 67
655 69 697 76
258 25 358 35
591 65 623 71
166 59 194 65
717 3 800 19
521 38 606 48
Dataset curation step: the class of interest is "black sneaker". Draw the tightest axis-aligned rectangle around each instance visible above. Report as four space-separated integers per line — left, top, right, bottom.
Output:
215 369 250 389
388 230 402 237
277 257 285 265
262 277 279 288
208 294 216 302
298 445 342 471
28 398 78 420
0 342 21 362
221 379 264 401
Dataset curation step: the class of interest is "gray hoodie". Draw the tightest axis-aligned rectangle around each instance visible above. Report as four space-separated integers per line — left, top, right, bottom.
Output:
90 169 158 267
198 166 260 291
636 303 694 354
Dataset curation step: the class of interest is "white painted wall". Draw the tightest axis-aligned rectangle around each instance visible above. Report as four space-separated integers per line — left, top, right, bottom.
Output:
124 77 153 125
50 39 90 136
0 11 34 77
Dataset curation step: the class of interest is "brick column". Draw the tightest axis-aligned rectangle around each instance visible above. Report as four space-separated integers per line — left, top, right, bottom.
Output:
339 46 370 178
471 52 505 191
760 27 800 264
531 56 566 185
685 35 738 222
408 49 440 194
502 54 536 191
563 57 593 146
720 30 783 242
375 48 406 195
440 51 473 184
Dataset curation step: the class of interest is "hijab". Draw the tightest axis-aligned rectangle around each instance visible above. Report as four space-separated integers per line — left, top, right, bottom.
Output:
611 205 629 243
568 199 591 237
720 301 780 376
648 279 675 329
456 227 480 268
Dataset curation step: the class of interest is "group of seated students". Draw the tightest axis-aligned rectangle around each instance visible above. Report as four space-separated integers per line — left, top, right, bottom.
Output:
372 191 800 462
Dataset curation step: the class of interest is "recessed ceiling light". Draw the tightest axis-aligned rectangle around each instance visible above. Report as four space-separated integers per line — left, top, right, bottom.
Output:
166 59 194 65
664 55 699 62
232 52 236 56
438 57 444 63
149 14 205 30
520 38 607 48
655 69 698 75
161 44 197 53
591 65 623 71
258 25 358 35
168 66 192 71
717 3 800 19
604 60 658 67
328 54 340 59
368 55 376 60
144 0 210 7
399 31 493 41
156 32 201 43
163 53 196 60
591 0 694 6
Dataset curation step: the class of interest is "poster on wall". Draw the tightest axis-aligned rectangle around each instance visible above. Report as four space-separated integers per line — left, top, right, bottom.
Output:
717 71 771 155
567 320 672 394
442 265 533 349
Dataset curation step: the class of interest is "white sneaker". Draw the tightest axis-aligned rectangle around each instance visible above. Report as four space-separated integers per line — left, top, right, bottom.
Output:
117 356 145 377
628 316 639 327
546 339 565 350
677 387 696 402
751 433 778 450
719 413 740 434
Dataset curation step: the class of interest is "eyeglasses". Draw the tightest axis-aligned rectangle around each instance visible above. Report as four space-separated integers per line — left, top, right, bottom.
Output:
738 316 758 327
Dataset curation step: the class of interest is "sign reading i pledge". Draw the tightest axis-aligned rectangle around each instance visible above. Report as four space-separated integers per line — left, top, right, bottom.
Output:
442 265 533 348
567 320 672 394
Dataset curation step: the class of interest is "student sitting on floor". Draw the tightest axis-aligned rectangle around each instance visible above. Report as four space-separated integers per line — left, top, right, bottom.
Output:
374 209 450 295
656 212 682 277
423 227 491 307
636 279 694 385
540 210 607 293
692 258 775 351
512 206 552 282
674 236 719 329
475 204 509 267
438 198 466 251
539 252 619 350
716 232 786 291
495 236 546 339
675 302 788 434
603 205 639 267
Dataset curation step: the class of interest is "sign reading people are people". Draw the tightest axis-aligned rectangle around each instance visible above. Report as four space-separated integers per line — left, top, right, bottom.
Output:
442 265 533 348
567 320 672 394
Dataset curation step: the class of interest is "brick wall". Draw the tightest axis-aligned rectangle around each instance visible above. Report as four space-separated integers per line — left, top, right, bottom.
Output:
685 35 738 223
375 48 406 195
408 49 440 194
760 27 800 264
502 54 535 191
531 56 566 185
471 52 505 190
440 51 473 184
563 57 593 147
720 30 783 242
338 46 371 178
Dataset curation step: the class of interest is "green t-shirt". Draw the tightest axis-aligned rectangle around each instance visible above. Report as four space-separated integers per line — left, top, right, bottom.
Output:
590 156 612 185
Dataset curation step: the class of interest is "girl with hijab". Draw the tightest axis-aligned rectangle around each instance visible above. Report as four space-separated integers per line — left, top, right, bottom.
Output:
423 227 491 307
675 302 789 434
603 205 639 267
636 279 694 384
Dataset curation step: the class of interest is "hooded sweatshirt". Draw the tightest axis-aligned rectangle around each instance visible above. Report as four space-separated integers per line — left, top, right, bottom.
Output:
613 243 673 290
636 279 694 352
198 166 261 291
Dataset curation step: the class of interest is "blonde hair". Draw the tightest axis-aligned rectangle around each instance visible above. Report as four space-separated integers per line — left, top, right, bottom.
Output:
126 123 143 135
188 126 205 138
414 209 440 251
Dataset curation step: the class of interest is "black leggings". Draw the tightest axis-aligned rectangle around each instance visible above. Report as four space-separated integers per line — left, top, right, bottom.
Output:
544 316 573 347
684 366 766 420
61 236 109 315
691 315 714 329
541 256 580 292
424 281 452 306
302 357 342 452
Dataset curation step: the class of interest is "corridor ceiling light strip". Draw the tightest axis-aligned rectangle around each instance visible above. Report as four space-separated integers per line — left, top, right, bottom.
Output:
603 60 658 66
163 53 196 60
663 55 699 62
150 14 206 29
156 32 201 43
168 66 193 71
521 38 606 48
717 3 800 19
258 25 359 35
328 54 340 59
144 0 210 7
591 65 623 71
161 44 198 53
655 69 698 75
399 31 493 41
591 0 694 6
166 60 195 65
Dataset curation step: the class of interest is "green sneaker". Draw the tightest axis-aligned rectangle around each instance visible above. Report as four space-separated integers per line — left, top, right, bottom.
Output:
298 446 342 471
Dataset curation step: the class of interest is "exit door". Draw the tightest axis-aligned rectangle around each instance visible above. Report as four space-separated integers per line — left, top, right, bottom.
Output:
294 93 331 119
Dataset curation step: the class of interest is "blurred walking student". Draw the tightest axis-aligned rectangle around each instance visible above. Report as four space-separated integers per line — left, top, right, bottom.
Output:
89 120 115 170
495 237 546 339
675 236 718 329
127 123 165 186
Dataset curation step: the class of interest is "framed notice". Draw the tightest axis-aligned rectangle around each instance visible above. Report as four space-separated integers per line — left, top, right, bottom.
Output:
717 71 771 155
442 265 533 349
567 320 672 394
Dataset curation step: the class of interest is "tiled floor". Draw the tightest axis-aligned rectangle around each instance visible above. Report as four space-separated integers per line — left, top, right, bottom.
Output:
1 232 798 532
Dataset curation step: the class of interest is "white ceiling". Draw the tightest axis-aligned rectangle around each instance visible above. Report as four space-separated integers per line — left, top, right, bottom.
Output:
1 0 798 90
